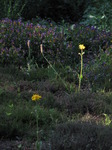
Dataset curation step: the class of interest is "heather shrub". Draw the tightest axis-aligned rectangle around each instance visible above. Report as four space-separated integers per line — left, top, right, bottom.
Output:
57 91 107 115
46 91 112 115
50 121 112 150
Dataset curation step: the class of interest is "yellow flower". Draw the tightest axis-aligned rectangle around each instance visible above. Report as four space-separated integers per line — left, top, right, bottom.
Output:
31 94 42 101
79 44 85 50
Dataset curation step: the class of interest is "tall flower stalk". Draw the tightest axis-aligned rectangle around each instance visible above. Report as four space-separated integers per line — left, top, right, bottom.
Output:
31 94 42 150
78 44 85 92
27 40 31 60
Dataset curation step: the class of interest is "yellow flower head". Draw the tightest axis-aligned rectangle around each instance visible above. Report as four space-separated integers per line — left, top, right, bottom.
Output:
79 44 85 50
31 94 42 101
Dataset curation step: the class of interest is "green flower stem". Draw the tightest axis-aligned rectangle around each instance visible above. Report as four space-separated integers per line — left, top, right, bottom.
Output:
28 47 31 60
36 115 39 143
36 105 40 150
78 50 84 92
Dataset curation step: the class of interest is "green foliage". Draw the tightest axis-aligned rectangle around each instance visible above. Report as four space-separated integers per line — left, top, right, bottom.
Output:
50 121 112 150
0 0 26 19
33 107 66 129
103 113 111 126
0 102 34 138
21 65 51 81
0 100 66 138
85 45 112 91
80 0 112 30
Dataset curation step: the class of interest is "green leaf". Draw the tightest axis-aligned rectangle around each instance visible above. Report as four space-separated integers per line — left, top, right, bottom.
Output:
8 103 14 108
18 144 22 149
6 112 12 116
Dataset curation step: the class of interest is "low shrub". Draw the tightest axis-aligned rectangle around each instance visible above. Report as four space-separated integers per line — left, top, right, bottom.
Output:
54 91 112 115
0 100 66 139
50 121 112 150
0 102 34 138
